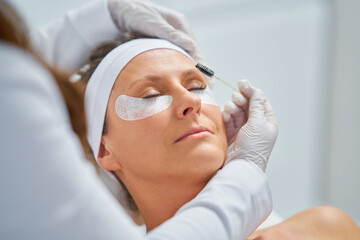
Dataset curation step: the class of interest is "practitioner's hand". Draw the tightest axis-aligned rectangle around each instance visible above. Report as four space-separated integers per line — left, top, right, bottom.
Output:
108 0 202 62
225 80 278 172
222 80 250 145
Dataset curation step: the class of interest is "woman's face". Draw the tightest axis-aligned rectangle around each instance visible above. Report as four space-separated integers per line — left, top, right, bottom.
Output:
100 49 227 184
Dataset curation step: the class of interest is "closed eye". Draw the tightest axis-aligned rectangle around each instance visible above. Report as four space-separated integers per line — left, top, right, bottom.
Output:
187 78 207 92
142 84 206 98
142 93 162 99
142 88 162 99
189 86 206 91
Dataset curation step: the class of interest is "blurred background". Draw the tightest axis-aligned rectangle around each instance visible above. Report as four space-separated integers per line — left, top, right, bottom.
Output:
9 0 359 224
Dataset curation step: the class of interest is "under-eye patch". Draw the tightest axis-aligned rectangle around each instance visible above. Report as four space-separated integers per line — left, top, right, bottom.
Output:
115 95 173 121
192 87 219 107
115 87 219 121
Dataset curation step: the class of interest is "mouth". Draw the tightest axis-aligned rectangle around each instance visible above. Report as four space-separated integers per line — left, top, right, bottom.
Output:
175 126 213 143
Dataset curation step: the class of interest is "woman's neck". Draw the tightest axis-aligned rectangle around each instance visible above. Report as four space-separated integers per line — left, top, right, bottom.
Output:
120 174 212 232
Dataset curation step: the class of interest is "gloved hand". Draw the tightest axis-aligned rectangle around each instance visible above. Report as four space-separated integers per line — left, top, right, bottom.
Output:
224 80 278 172
222 79 250 145
108 0 202 62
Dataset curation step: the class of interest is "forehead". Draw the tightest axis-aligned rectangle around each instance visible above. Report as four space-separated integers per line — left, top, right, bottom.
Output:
125 48 193 72
113 49 195 90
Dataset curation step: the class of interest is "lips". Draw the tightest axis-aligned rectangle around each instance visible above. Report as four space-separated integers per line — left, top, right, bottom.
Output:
175 126 212 143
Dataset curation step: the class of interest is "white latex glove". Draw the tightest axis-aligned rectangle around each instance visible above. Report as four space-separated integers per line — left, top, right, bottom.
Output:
223 79 251 145
108 0 203 62
225 80 278 172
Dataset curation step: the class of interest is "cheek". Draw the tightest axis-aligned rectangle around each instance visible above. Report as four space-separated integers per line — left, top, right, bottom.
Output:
203 106 227 145
203 106 228 163
132 119 166 147
108 112 168 166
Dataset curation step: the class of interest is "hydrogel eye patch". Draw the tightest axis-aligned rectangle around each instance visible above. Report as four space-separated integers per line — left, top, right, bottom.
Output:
115 87 219 121
193 87 219 107
115 95 173 121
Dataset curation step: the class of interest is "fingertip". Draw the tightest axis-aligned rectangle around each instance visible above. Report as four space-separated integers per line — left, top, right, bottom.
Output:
224 101 241 114
231 92 247 106
237 79 254 98
222 111 231 122
237 79 249 88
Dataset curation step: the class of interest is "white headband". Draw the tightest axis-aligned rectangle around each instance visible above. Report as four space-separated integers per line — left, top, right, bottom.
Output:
85 38 194 159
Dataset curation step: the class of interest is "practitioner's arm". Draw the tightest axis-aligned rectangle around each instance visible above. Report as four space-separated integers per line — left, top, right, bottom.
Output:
0 42 142 240
30 0 201 72
0 43 275 240
148 161 271 240
30 0 121 71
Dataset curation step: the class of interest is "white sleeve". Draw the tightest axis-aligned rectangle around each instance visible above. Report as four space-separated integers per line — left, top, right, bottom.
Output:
148 161 272 240
30 0 121 71
0 42 143 240
0 42 271 240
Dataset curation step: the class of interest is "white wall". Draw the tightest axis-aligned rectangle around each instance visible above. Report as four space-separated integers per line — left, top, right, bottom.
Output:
326 0 360 224
9 0 359 224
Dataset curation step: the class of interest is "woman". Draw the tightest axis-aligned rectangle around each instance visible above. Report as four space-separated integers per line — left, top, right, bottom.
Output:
83 38 230 230
0 1 276 239
79 38 360 238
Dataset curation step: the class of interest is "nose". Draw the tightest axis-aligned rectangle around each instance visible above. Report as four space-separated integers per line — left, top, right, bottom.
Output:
175 89 202 119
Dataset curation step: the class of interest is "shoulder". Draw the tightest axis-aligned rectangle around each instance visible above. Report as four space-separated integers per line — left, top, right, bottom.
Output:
0 41 69 122
1 41 59 94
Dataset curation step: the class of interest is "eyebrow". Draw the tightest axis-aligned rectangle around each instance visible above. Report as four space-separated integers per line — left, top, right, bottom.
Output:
127 75 161 92
181 68 202 79
127 68 203 91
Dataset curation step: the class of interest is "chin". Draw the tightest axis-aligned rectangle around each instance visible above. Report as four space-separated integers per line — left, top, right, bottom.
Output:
184 142 226 177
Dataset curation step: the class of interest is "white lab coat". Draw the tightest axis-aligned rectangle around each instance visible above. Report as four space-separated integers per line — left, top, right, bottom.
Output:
30 0 122 71
0 1 272 239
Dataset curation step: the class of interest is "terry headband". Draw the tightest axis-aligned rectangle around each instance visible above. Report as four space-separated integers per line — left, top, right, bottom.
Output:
85 38 218 159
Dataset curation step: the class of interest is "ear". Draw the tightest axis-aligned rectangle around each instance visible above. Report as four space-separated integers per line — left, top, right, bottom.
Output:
98 137 123 171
